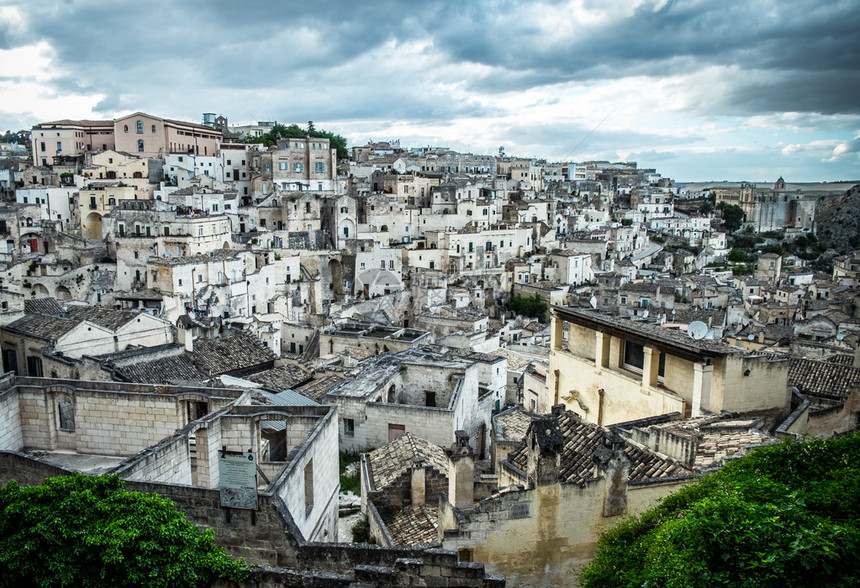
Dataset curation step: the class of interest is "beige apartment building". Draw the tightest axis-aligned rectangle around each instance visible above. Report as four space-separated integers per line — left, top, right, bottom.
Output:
547 306 791 425
30 119 115 166
113 112 221 159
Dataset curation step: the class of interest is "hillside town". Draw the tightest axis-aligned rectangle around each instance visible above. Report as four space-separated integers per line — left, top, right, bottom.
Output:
0 112 858 586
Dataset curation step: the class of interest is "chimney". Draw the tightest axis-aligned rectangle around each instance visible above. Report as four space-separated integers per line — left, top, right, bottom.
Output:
447 430 474 510
178 320 194 353
526 416 565 488
410 456 426 506
593 433 631 517
854 344 860 369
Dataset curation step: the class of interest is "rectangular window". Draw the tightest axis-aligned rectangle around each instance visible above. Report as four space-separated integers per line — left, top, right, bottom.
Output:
56 141 62 152
294 162 303 172
57 395 75 431
623 341 644 372
278 161 288 170
26 356 44 377
425 391 436 407
304 460 314 516
344 418 355 436
315 161 325 173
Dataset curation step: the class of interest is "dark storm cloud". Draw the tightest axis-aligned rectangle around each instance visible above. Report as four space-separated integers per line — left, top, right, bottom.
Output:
7 0 860 128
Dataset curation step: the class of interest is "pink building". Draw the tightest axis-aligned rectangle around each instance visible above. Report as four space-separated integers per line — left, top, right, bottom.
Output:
113 112 221 159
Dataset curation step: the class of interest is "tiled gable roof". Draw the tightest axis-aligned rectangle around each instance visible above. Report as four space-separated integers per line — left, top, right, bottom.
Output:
494 407 539 441
4 313 79 341
367 433 449 491
788 357 860 401
386 505 438 546
66 306 142 330
509 411 689 486
114 354 207 385
246 365 313 392
24 298 65 316
191 331 276 376
294 374 346 403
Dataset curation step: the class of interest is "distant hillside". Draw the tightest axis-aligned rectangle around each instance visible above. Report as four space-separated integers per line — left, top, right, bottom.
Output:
816 184 860 253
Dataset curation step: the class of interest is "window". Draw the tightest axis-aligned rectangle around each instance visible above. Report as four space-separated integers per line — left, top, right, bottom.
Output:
123 124 128 133
136 120 143 133
137 139 144 152
26 356 43 377
293 162 303 172
623 341 644 372
151 124 156 133
303 460 314 515
425 391 436 407
389 260 394 270
344 418 355 436
57 394 75 431
278 161 288 170
56 141 62 152
315 161 325 173
40 141 45 152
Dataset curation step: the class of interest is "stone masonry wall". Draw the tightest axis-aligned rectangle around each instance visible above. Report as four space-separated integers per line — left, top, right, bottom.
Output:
0 387 23 452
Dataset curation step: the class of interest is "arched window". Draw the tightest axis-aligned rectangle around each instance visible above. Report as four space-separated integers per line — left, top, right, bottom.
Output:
123 124 128 133
137 140 144 152
151 124 156 133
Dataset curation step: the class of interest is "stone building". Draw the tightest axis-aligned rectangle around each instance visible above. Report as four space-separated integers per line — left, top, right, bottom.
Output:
547 306 791 425
323 347 500 456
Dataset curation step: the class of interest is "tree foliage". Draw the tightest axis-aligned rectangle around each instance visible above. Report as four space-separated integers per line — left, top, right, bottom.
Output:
716 202 745 232
580 434 860 588
508 293 548 321
243 121 348 159
1 130 28 145
0 474 248 587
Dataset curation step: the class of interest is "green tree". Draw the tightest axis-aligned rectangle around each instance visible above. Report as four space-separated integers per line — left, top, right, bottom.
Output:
242 123 348 159
508 293 548 321
0 474 248 587
716 202 745 232
580 434 860 588
726 247 750 262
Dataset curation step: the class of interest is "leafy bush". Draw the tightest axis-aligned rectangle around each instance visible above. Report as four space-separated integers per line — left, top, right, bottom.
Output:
508 293 548 322
580 434 860 588
0 474 248 587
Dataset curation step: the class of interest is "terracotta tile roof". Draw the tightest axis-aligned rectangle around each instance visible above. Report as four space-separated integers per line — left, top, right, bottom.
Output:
66 306 144 330
246 365 313 392
788 357 860 401
494 408 539 442
4 313 79 342
509 411 689 486
366 433 449 491
24 298 65 316
386 505 438 546
191 331 276 376
294 374 345 402
114 354 207 385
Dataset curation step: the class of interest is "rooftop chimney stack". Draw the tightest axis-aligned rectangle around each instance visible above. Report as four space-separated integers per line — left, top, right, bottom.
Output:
447 430 474 510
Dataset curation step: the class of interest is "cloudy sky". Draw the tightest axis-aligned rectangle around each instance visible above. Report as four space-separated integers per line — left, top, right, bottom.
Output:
1 0 859 181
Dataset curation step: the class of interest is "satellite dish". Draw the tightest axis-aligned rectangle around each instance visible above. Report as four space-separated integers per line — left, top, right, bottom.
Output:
687 321 708 340
836 333 844 341
589 295 597 309
642 309 649 318
748 334 755 341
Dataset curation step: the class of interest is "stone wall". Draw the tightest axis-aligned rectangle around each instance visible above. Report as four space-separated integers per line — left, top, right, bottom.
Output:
113 431 193 485
440 476 689 587
0 385 23 452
